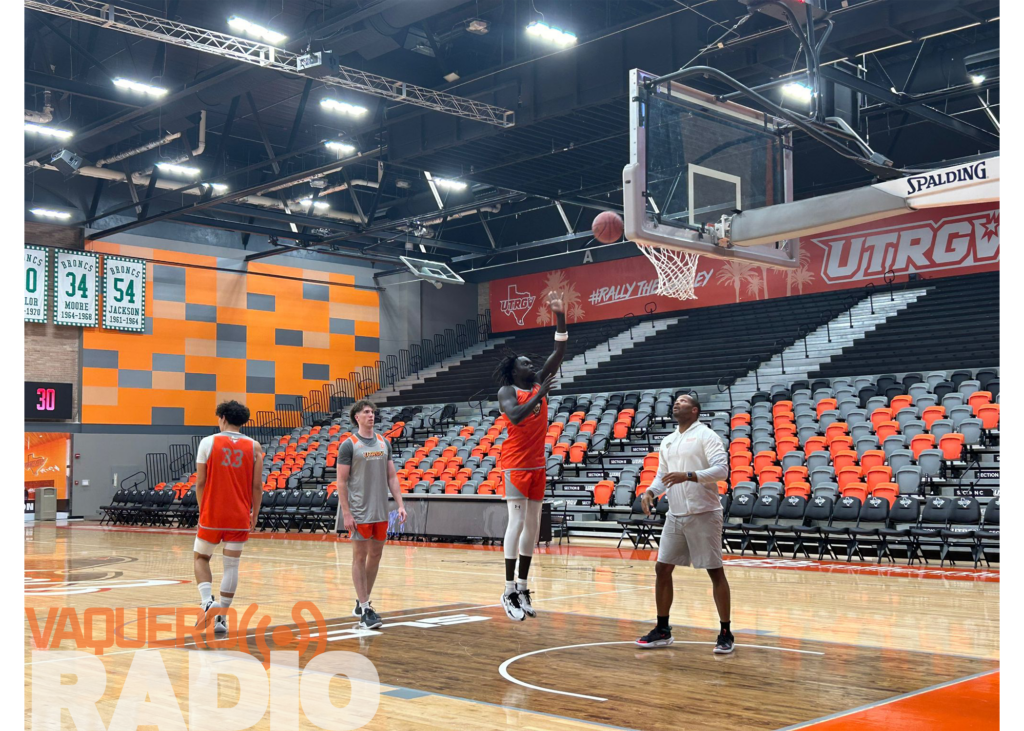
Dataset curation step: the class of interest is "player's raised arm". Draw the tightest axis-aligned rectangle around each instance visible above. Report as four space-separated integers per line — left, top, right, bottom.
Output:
538 292 568 380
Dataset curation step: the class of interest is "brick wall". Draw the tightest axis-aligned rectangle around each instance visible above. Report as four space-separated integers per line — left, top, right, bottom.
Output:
25 223 83 419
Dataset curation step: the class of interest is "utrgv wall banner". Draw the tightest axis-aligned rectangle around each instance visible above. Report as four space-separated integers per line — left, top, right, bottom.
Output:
489 203 999 333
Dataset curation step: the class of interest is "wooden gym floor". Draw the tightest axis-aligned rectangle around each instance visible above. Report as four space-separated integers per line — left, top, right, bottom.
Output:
25 524 999 730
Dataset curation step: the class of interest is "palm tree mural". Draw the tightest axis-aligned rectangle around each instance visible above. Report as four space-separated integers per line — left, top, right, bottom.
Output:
536 270 584 325
715 260 754 302
787 247 815 295
744 271 763 301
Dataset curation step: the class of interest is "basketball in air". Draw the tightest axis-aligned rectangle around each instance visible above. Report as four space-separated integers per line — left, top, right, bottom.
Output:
592 211 624 243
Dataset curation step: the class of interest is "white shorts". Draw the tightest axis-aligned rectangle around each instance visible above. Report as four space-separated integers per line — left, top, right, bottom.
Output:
657 511 724 569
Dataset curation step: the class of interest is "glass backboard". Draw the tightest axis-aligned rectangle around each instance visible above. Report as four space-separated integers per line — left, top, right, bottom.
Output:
623 68 800 269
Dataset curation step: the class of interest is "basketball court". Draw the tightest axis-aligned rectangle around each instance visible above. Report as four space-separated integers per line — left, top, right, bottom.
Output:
19 1 1007 729
26 524 999 729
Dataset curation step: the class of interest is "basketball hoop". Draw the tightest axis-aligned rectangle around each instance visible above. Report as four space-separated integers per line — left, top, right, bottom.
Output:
636 242 700 300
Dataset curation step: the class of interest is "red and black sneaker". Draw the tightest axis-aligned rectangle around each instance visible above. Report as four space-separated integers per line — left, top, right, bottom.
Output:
635 626 674 649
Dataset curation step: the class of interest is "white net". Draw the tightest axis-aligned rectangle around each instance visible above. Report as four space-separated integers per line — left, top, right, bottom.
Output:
636 243 701 300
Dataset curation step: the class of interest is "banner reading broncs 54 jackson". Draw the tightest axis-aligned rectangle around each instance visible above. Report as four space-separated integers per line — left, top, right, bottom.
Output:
489 203 998 333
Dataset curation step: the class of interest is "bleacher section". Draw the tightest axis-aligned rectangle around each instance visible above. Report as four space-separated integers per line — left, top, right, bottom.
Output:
811 272 999 378
379 318 643 407
557 289 869 395
101 366 999 567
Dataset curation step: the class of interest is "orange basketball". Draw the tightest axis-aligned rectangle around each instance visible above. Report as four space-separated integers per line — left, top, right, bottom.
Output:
592 211 624 243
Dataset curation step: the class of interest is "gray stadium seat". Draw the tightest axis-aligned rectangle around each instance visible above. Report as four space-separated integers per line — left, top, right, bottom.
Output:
888 450 914 473
895 467 922 495
959 418 984 445
917 450 943 478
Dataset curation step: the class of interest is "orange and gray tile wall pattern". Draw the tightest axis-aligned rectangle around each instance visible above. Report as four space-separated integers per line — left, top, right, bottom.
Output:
81 241 380 426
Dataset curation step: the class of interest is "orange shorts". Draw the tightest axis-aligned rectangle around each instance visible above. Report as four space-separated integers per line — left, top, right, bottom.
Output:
503 468 546 501
195 527 249 546
354 521 388 541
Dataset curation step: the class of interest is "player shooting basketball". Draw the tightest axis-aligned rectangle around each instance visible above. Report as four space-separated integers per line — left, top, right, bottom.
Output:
492 292 566 621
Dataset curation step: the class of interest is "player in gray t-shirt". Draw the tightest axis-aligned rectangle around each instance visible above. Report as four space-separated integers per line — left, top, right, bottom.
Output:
335 399 406 629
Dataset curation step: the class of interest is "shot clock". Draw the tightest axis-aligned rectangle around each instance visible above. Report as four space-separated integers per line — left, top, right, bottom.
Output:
25 382 72 420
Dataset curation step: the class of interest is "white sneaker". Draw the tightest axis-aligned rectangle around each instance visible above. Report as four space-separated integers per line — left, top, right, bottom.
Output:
501 591 526 621
214 605 228 635
518 589 536 618
196 597 216 629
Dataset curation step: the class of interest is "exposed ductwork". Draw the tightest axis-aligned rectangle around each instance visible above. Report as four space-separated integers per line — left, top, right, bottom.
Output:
25 90 54 123
97 110 206 168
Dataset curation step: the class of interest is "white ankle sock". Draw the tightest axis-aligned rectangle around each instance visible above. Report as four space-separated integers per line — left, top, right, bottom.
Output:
198 582 212 604
504 580 516 595
218 595 233 609
516 580 528 592
360 601 370 610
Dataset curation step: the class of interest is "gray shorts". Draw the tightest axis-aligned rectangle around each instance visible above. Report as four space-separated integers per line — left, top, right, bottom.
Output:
657 510 724 569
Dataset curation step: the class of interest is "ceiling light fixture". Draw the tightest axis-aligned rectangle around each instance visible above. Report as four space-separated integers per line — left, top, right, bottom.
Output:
971 74 987 86
113 78 168 96
443 71 461 83
467 19 489 35
299 198 330 210
325 141 357 154
526 21 577 45
782 82 814 102
25 123 73 140
432 177 468 191
320 98 369 116
202 182 229 193
30 208 72 220
156 162 201 176
227 16 287 45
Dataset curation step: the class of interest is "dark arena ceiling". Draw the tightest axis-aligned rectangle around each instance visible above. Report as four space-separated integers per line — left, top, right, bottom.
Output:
24 0 999 279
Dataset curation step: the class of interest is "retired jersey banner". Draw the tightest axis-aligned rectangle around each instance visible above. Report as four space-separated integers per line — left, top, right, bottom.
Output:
489 203 999 332
102 255 146 332
24 246 49 323
53 249 100 327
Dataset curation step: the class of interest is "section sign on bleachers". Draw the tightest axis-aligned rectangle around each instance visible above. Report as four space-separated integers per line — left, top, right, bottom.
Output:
24 245 49 324
101 255 146 333
52 248 99 327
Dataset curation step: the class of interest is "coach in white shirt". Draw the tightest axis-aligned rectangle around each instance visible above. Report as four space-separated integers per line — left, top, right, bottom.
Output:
635 393 734 654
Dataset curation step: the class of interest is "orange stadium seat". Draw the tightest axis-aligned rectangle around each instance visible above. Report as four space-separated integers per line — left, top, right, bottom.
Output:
775 423 797 441
866 466 893 492
838 467 863 489
776 437 800 457
772 400 793 418
753 450 776 473
731 467 755 487
785 482 811 499
804 436 827 454
833 450 858 471
731 413 751 429
825 422 848 443
870 484 898 506
922 406 946 430
729 438 751 456
890 395 912 413
816 398 838 418
643 453 660 470
968 391 992 414
860 450 887 471
978 404 1000 430
829 436 853 458
910 434 936 459
784 466 809 487
593 481 614 506
718 481 729 495
569 442 588 463
758 466 783 485
939 433 966 461
875 421 900 441
840 484 868 503
731 451 753 470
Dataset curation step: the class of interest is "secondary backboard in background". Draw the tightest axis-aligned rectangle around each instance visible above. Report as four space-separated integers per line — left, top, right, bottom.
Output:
399 256 466 287
623 68 800 269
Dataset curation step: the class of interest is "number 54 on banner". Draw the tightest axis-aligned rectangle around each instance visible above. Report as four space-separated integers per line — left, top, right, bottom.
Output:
102 255 147 332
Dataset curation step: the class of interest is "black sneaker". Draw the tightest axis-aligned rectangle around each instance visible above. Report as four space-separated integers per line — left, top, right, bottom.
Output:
519 589 536 618
352 600 363 618
635 626 674 649
714 631 735 654
360 605 383 629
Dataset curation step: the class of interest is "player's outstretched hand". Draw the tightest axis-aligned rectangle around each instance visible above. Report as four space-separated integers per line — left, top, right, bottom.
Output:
641 491 654 516
538 372 558 397
548 291 565 314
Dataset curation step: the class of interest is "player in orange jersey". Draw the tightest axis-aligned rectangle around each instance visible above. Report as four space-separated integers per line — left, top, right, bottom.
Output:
192 400 264 634
493 293 566 620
